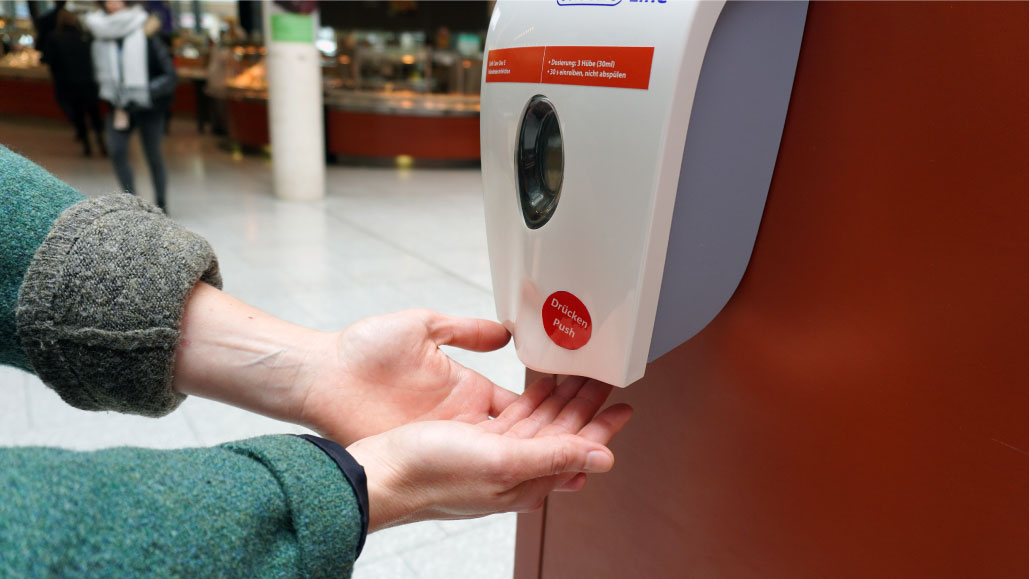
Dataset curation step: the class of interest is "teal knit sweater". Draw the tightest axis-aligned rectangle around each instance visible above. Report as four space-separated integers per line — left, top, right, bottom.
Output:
0 145 363 577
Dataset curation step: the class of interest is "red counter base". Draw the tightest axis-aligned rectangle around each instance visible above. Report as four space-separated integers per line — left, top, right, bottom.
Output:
1 75 194 119
171 82 196 115
327 109 480 160
0 76 65 120
226 99 270 149
515 3 1029 578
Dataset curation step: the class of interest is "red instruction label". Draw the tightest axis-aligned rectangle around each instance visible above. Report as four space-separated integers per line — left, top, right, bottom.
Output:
542 291 592 350
486 45 654 90
541 46 654 90
485 46 546 84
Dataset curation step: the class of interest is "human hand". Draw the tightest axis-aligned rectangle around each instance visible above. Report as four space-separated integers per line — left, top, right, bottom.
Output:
298 309 519 445
175 286 515 445
346 376 633 531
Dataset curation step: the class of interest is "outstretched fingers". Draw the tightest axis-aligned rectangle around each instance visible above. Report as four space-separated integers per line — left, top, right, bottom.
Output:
500 376 589 439
481 376 634 507
490 383 520 417
549 403 634 492
534 379 614 438
485 378 624 441
576 403 634 445
480 376 557 434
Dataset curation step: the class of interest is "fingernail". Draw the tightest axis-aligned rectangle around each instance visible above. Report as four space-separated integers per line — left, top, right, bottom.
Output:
585 450 610 472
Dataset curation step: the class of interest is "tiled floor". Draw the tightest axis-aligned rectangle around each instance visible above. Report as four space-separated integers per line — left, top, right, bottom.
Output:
0 116 523 578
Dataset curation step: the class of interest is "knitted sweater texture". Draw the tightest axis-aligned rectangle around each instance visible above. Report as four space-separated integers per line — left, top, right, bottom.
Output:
0 145 361 577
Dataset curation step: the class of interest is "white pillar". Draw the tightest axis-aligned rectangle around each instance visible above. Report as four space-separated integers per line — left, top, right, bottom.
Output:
263 2 325 201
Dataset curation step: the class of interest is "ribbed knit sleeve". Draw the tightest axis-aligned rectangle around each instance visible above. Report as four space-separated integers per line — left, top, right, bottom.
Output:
2 144 222 417
16 193 221 416
0 435 363 578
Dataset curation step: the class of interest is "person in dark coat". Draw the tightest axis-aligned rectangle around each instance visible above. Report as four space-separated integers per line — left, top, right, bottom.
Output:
45 8 107 157
35 1 76 140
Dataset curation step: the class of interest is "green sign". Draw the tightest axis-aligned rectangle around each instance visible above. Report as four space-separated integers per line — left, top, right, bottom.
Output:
270 13 313 44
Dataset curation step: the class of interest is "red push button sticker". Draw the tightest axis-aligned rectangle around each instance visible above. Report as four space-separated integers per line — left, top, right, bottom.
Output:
542 291 592 350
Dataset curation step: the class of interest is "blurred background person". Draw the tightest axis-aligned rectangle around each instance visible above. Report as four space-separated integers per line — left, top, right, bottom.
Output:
86 1 176 211
34 0 76 144
45 7 106 157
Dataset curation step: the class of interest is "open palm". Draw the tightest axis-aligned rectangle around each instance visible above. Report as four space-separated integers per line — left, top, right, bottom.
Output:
299 309 519 444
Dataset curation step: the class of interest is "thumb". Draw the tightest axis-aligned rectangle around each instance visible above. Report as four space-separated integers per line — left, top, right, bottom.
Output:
426 312 511 352
505 434 614 480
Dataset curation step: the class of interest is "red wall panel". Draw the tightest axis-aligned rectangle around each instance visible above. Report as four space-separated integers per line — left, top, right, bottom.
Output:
520 3 1029 577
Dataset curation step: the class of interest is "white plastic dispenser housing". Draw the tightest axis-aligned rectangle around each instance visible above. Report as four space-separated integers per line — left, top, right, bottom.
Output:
481 0 808 387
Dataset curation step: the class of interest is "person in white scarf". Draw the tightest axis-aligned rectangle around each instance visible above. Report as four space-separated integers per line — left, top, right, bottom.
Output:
84 1 177 212
86 3 150 109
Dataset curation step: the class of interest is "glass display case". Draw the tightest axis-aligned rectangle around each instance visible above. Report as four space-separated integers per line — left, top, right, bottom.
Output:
205 43 268 97
0 47 44 77
0 16 47 80
171 30 210 81
204 44 271 149
322 29 482 161
324 29 482 108
205 28 483 160
0 15 60 120
223 45 268 94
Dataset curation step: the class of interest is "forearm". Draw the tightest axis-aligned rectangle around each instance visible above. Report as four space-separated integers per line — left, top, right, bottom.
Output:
0 435 363 577
0 144 84 370
2 144 332 424
173 282 336 428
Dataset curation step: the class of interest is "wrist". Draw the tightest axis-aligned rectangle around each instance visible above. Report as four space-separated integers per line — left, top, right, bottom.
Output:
296 331 356 436
173 283 334 425
347 437 423 533
249 324 338 425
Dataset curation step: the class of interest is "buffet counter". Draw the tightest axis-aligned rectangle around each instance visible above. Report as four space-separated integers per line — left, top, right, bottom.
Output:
0 60 205 120
324 90 480 160
0 62 49 80
209 85 480 161
216 85 271 150
0 55 64 120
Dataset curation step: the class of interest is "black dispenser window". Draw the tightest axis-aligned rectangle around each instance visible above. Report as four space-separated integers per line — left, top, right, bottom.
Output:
517 96 563 229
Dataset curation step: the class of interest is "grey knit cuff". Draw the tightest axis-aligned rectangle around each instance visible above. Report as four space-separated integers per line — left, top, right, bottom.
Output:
16 194 222 417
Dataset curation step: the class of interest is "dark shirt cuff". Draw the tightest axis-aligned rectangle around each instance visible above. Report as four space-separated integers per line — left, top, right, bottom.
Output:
297 434 370 558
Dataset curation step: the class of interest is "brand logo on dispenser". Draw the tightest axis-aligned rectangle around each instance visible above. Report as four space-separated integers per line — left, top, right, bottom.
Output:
542 291 592 350
557 0 621 6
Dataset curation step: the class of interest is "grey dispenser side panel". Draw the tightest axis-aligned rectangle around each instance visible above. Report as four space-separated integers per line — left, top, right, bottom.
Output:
648 0 808 362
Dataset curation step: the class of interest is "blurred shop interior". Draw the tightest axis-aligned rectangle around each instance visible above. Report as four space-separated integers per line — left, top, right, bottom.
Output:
0 0 490 161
